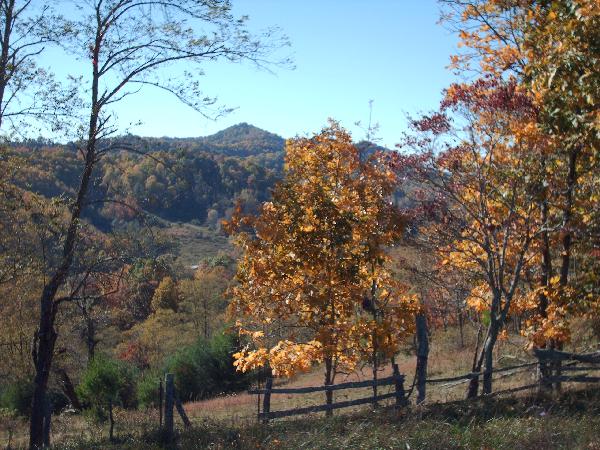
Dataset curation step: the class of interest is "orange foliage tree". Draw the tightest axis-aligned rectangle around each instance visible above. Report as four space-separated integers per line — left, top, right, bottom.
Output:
398 77 547 396
438 0 599 370
225 122 417 411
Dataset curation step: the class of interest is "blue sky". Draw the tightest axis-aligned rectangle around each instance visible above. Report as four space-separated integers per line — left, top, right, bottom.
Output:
44 0 459 148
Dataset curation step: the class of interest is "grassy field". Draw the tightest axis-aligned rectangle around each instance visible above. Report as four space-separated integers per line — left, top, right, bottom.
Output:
3 326 598 449
52 388 600 449
163 222 233 267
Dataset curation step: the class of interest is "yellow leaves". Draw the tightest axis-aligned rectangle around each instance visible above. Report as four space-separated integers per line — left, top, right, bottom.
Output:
233 340 325 376
232 347 268 373
300 224 315 232
228 122 415 378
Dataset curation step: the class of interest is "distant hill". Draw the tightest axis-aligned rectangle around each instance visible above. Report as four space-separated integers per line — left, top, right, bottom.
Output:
7 124 286 231
199 123 286 157
7 124 409 233
100 123 284 157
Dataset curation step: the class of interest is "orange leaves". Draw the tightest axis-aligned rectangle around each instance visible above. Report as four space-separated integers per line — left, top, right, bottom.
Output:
518 275 597 347
227 122 415 378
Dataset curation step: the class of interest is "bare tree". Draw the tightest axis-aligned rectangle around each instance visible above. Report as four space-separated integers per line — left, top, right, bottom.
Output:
28 1 289 447
0 0 76 135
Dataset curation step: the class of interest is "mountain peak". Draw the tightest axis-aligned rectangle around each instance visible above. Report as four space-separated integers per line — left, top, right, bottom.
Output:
203 122 283 144
200 123 285 157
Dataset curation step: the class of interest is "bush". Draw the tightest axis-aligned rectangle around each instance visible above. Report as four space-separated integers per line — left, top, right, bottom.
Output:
0 379 33 416
164 332 252 402
0 379 69 417
136 372 161 408
77 355 138 420
208 333 255 393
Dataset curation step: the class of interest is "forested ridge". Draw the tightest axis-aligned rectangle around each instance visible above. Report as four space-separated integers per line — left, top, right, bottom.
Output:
6 123 284 228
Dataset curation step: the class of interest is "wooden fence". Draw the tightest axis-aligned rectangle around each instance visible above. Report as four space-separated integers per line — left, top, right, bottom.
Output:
535 349 600 385
160 373 192 439
250 363 407 422
248 349 600 422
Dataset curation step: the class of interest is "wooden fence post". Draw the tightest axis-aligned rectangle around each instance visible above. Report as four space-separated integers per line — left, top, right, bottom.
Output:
159 379 163 427
536 353 552 394
262 377 273 424
164 373 175 439
175 397 192 428
416 312 429 404
392 363 407 409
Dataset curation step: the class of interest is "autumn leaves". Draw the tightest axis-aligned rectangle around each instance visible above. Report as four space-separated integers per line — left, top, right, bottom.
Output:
225 1 600 396
226 122 417 379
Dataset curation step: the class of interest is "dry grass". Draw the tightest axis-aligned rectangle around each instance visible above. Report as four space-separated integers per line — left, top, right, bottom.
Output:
3 324 598 449
53 387 600 449
164 223 231 267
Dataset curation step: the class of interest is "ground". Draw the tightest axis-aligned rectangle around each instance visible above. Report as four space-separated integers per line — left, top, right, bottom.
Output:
3 327 599 449
53 388 600 449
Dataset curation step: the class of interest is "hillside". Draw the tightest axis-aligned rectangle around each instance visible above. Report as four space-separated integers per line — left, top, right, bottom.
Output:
199 122 286 157
8 124 285 232
98 123 286 170
8 125 403 245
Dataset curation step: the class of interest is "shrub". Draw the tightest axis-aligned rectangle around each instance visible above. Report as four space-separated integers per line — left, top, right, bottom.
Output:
0 378 34 416
136 372 161 409
163 332 252 402
0 379 69 418
208 333 255 393
77 355 138 420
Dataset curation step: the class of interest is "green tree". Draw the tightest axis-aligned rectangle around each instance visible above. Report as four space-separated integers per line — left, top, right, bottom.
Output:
76 355 136 441
179 266 230 339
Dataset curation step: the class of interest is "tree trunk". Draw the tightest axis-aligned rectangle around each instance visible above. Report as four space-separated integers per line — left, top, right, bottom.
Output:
29 48 101 448
203 298 209 340
29 293 59 449
482 320 500 395
42 395 52 448
537 187 553 391
554 149 578 393
0 0 15 130
372 358 378 407
85 314 97 361
458 308 465 348
467 325 483 399
56 368 82 410
108 399 114 442
324 357 333 417
415 313 429 404
559 149 578 287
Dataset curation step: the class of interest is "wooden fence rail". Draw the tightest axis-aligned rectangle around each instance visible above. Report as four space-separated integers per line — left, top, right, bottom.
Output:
248 375 401 395
259 392 399 420
248 350 600 422
534 349 600 364
426 361 539 384
254 370 406 422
